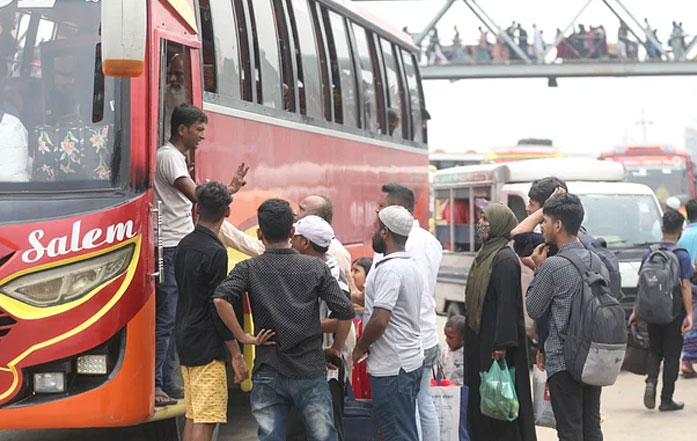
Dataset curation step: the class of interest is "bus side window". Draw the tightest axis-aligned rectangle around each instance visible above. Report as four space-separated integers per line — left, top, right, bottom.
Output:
351 23 378 133
249 0 284 109
395 48 411 140
401 49 423 143
202 0 243 101
272 0 295 112
328 12 358 128
199 0 217 93
369 32 387 135
287 0 322 119
233 0 254 102
380 38 403 139
320 7 342 124
309 1 332 122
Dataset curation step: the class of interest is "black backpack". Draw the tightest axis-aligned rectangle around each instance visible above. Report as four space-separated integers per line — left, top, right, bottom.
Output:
636 245 685 325
578 228 622 301
558 250 627 387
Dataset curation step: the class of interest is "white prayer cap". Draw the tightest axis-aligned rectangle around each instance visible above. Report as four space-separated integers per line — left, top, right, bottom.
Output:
666 196 681 211
294 215 334 248
378 205 413 237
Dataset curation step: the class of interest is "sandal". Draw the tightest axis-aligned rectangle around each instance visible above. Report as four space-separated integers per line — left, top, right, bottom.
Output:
681 370 697 379
155 387 177 407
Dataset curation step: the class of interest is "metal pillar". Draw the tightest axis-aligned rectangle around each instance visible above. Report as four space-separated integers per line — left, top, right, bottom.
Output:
414 0 457 46
610 0 667 58
464 0 532 63
542 0 594 62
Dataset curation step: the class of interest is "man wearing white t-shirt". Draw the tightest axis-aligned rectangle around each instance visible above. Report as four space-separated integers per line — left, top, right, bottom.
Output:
374 183 443 441
353 205 424 441
0 111 29 182
153 104 248 406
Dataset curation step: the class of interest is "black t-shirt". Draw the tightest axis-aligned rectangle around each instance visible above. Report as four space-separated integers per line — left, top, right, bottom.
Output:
174 225 233 367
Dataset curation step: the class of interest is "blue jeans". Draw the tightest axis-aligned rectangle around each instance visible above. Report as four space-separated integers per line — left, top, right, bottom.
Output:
370 368 422 441
416 345 440 441
251 365 338 441
155 247 178 390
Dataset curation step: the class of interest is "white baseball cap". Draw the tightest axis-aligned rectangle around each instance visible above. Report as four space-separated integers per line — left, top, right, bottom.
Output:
378 205 413 237
294 215 334 248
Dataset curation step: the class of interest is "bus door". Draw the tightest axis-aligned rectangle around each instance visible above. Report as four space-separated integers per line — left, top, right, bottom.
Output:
156 40 199 179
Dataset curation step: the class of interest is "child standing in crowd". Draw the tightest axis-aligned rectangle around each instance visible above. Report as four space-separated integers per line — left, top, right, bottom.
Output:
440 315 465 386
351 257 372 317
351 257 373 399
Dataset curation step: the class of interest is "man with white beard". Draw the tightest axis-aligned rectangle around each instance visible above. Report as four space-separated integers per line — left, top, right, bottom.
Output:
164 53 188 140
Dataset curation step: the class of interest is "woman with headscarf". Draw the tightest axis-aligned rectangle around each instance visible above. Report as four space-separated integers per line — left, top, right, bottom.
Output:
465 204 536 441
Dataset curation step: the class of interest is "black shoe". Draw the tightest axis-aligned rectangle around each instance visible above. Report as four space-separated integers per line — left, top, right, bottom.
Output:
659 401 685 412
163 384 184 400
644 382 656 409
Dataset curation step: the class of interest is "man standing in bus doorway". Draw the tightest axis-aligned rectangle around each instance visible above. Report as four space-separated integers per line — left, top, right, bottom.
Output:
373 184 443 441
174 182 271 441
154 104 249 406
353 205 424 441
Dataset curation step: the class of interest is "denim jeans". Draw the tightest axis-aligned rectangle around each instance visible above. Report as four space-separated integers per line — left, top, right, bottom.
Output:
370 368 422 441
251 365 338 441
416 345 440 441
155 247 178 390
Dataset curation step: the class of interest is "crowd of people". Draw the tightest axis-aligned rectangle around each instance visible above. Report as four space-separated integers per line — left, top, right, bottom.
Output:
152 100 697 440
423 19 692 65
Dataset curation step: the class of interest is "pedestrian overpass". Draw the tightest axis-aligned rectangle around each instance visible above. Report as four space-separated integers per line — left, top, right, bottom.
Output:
355 0 697 80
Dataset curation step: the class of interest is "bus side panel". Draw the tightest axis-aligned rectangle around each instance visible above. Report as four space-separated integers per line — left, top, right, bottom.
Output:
197 109 429 258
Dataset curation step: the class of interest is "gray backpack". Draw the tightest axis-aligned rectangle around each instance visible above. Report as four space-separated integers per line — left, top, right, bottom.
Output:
636 245 685 325
559 250 627 387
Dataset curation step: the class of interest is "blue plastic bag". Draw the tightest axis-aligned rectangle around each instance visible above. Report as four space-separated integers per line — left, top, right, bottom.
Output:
479 360 520 422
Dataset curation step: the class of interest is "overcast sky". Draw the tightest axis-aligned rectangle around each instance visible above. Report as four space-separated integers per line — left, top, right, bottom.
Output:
357 0 697 156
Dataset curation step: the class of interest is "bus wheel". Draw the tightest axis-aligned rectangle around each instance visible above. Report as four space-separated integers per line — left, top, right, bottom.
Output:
446 302 465 319
142 417 183 441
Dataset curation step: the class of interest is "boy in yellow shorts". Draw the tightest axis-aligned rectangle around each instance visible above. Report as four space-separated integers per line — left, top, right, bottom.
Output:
174 182 273 441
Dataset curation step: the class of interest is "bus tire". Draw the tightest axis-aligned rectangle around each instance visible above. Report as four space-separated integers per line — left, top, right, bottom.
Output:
446 301 465 319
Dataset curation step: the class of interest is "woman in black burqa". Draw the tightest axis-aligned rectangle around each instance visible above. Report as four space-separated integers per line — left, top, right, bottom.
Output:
464 203 536 441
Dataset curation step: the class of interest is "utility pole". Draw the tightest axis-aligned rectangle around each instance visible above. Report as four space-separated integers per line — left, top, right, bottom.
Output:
636 108 653 142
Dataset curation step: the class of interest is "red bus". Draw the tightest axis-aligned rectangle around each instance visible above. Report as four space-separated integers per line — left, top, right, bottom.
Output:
0 0 428 432
599 146 696 204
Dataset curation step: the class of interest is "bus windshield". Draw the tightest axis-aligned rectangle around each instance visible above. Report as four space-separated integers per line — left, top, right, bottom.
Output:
0 0 124 192
579 194 662 249
625 166 691 203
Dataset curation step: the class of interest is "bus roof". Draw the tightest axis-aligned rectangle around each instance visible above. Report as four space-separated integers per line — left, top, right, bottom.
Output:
482 145 565 163
599 145 691 158
434 158 626 186
503 181 657 197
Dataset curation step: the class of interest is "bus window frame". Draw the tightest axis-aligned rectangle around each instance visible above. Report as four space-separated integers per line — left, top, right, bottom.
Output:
310 0 333 122
394 47 410 140
272 0 297 112
369 31 387 135
345 18 363 129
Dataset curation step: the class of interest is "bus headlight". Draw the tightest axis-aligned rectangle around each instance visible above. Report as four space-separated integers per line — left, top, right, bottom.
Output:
33 372 65 393
0 245 134 307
